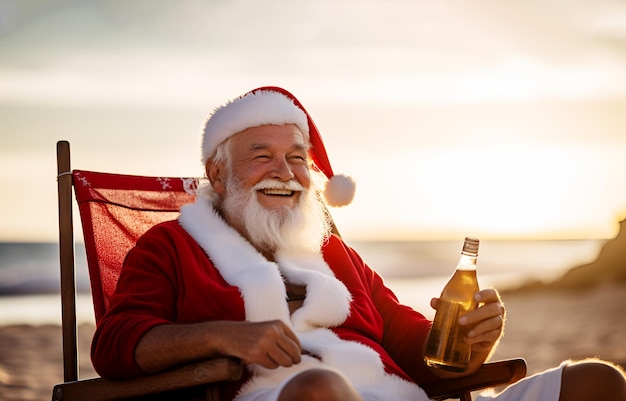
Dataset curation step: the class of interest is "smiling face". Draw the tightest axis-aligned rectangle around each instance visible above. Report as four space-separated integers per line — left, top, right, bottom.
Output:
209 124 311 210
206 124 322 253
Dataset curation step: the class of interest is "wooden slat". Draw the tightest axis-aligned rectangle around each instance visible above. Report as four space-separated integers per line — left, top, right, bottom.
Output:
57 140 78 382
421 359 527 400
51 357 243 401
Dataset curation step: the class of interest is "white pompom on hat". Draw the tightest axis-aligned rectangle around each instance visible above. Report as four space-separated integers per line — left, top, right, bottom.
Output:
202 86 355 207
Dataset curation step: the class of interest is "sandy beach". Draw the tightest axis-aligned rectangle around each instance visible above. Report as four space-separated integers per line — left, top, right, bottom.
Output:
0 283 624 401
0 322 96 401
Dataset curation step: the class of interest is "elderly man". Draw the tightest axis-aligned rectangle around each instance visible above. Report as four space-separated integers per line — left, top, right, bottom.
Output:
91 86 626 401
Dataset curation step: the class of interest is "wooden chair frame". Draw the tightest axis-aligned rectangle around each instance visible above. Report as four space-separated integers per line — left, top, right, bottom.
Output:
53 140 526 401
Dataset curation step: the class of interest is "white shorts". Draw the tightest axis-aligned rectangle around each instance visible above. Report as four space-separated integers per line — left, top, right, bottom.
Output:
236 361 569 401
475 361 569 401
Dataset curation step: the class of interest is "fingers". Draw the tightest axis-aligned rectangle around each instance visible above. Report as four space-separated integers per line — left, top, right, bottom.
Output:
459 288 505 325
465 313 504 344
458 288 505 348
474 288 501 304
225 320 302 369
261 342 301 369
241 320 302 369
432 289 502 313
263 324 302 368
459 300 504 326
430 297 439 310
432 288 505 350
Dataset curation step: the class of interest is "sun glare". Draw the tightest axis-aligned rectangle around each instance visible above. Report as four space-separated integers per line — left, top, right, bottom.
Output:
414 144 565 235
337 137 620 241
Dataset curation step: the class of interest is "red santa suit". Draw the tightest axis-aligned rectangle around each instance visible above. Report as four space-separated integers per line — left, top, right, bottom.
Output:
91 197 438 401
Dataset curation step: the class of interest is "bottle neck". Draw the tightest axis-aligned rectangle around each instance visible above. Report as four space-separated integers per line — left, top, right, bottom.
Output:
456 252 477 271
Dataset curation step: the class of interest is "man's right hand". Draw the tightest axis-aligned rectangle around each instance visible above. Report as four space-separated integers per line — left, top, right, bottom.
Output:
214 320 302 369
135 319 302 374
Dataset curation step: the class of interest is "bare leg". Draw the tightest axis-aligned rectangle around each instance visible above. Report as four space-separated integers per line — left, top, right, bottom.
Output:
559 359 626 401
277 368 365 401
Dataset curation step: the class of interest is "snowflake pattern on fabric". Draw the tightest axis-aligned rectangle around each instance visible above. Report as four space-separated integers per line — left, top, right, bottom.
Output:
156 177 172 190
74 171 91 187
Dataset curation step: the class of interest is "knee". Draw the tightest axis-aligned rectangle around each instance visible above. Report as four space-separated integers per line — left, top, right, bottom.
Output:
278 368 364 401
560 359 626 401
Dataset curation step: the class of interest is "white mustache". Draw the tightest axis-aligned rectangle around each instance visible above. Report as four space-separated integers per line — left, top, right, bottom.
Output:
252 179 305 192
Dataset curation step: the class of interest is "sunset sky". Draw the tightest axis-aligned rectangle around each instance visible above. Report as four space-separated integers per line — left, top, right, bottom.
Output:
1 0 626 242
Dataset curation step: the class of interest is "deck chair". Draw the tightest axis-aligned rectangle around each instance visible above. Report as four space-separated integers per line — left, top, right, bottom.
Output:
53 140 526 401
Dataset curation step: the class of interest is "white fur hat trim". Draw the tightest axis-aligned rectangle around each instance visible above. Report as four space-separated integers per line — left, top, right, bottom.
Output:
202 90 309 164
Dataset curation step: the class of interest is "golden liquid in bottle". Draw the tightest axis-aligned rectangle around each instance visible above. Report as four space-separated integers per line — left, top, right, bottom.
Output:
424 268 479 372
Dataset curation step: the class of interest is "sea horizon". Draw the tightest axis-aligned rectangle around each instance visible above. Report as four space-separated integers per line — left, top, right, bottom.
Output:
0 239 606 325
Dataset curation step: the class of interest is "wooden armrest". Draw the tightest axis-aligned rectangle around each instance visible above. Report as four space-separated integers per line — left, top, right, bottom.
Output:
51 355 524 401
421 358 527 400
52 357 243 401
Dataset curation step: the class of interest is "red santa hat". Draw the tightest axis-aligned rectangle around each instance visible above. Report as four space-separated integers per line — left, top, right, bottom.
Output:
202 86 356 207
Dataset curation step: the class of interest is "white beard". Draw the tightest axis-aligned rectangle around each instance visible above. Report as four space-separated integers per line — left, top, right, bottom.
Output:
219 177 331 255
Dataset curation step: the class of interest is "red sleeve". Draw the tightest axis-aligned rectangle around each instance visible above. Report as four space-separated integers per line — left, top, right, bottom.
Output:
371 269 440 383
90 222 182 379
332 237 440 384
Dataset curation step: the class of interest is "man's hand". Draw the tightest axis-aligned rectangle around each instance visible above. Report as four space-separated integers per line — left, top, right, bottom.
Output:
135 319 302 374
428 288 505 377
458 289 505 353
215 320 302 369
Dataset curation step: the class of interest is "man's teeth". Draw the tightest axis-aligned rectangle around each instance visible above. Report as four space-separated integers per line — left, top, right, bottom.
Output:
262 189 294 196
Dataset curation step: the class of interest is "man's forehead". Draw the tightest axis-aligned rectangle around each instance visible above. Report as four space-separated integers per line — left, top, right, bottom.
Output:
249 140 307 151
233 125 309 149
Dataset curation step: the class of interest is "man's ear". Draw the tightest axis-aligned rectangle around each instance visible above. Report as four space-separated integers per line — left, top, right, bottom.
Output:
206 160 226 197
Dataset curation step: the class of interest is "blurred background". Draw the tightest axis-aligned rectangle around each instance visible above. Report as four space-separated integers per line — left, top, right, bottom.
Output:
2 0 626 317
1 0 626 243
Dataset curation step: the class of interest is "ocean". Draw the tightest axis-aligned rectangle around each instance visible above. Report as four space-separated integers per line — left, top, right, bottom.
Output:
0 239 606 325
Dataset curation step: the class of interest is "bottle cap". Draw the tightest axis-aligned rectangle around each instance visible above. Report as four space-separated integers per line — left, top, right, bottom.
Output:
462 237 480 255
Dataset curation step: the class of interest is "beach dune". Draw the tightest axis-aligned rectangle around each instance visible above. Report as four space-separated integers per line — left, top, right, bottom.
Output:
493 219 626 374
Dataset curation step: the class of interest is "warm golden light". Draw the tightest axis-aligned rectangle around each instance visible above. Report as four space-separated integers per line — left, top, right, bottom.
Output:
1 1 626 241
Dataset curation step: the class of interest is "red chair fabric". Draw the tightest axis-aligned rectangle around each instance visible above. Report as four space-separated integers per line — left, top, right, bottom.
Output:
72 170 199 322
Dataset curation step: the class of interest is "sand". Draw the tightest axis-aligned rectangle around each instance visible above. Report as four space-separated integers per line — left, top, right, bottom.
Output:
494 284 626 373
0 323 96 401
0 284 624 401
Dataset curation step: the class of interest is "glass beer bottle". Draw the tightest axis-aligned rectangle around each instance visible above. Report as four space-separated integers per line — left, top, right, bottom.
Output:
424 237 480 372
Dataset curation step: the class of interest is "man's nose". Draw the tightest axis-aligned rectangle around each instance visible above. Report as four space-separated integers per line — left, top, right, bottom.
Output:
270 158 295 181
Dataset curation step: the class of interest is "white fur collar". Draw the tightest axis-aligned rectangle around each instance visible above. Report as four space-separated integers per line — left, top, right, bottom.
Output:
177 198 429 401
177 198 352 331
